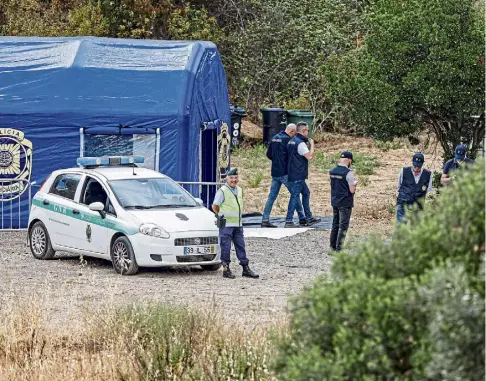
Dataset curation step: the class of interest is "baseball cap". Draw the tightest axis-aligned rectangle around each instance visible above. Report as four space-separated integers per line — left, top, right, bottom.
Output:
455 144 466 160
412 152 425 167
340 151 354 161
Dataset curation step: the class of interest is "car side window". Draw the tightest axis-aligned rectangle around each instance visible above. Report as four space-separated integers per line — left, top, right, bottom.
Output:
49 174 81 200
81 177 116 216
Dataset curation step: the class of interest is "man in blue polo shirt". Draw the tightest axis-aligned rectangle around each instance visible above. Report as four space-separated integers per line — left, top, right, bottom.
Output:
285 122 321 228
329 151 358 252
396 152 433 222
441 144 476 185
261 123 305 227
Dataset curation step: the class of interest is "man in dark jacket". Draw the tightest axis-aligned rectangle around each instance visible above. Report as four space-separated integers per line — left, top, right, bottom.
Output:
285 122 321 228
396 152 433 222
441 144 476 185
261 123 305 227
329 151 358 251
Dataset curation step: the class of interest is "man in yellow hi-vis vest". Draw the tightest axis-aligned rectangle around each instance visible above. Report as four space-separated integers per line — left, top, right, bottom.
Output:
212 168 259 279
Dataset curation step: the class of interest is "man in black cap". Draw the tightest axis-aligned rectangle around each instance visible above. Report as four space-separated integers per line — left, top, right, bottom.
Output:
329 151 358 252
396 152 433 222
441 144 476 185
212 168 259 279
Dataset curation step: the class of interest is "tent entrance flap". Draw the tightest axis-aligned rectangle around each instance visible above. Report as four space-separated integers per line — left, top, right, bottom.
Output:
80 127 160 171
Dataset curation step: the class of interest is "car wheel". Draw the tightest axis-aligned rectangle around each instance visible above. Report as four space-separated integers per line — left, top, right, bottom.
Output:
29 221 56 260
110 236 139 275
200 263 222 271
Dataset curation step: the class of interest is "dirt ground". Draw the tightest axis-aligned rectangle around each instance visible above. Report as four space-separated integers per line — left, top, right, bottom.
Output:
0 126 444 332
0 229 331 331
235 121 444 237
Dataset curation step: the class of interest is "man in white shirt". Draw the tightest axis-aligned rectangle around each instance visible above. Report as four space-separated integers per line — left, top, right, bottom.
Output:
285 122 321 227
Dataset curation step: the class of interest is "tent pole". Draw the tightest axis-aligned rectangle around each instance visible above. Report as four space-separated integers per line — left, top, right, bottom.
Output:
199 129 202 197
155 128 160 172
79 128 84 162
216 128 219 184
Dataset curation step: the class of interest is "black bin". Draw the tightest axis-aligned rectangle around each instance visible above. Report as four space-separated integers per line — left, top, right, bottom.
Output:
260 107 287 145
230 104 247 149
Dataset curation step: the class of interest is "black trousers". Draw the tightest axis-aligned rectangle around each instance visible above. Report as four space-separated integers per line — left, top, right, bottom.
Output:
330 206 352 251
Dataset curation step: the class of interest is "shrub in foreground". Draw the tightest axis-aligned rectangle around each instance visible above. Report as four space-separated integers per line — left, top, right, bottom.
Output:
275 161 485 380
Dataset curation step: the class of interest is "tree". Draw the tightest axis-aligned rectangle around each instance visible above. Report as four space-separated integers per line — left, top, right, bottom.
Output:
223 0 370 118
324 0 485 158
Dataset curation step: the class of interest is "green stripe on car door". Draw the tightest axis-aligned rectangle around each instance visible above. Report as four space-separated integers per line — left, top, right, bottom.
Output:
32 198 138 235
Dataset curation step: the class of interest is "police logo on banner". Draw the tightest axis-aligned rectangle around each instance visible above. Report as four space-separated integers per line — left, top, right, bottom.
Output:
217 122 230 180
0 128 33 201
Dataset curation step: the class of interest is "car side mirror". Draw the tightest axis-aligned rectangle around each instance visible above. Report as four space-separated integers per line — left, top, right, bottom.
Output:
195 198 204 206
89 202 106 218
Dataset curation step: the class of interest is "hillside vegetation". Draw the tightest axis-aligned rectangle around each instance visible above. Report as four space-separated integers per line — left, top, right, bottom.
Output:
1 0 484 158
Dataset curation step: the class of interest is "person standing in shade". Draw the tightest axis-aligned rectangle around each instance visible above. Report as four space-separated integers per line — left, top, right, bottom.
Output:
441 144 476 185
396 153 433 222
212 168 259 279
285 122 321 228
329 151 358 252
261 123 306 227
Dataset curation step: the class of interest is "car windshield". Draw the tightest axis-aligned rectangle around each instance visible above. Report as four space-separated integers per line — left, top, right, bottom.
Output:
108 178 198 209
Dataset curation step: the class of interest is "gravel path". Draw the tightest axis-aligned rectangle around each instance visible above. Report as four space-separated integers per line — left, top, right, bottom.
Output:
0 230 332 329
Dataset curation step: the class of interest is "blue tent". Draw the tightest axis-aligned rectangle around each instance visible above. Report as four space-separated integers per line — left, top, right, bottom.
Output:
0 36 231 228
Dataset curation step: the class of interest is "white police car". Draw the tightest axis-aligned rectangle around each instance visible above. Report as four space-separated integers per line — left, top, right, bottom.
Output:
28 156 221 275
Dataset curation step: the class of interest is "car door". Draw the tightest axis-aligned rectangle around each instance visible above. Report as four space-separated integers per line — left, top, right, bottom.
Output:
43 172 83 249
74 175 117 255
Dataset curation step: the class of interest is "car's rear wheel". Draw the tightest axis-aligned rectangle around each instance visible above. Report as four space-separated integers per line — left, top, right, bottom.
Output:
200 263 222 271
110 236 139 275
29 221 56 260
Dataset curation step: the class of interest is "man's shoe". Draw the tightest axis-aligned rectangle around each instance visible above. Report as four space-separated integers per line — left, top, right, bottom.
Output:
305 217 321 226
284 221 299 228
261 220 278 228
299 219 308 226
242 265 259 279
223 264 236 279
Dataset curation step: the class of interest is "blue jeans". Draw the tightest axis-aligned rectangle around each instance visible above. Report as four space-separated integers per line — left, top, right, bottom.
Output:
396 203 406 222
219 227 249 266
397 202 423 223
286 180 312 222
262 175 305 221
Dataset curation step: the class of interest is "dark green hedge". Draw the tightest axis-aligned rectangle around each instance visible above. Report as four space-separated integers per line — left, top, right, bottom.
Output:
275 160 485 380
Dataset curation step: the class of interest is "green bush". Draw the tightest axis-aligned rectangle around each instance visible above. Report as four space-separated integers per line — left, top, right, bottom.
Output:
419 263 485 381
275 160 485 380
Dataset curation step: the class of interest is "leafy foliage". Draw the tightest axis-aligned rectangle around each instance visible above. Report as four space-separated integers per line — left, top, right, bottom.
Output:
324 0 485 158
0 0 483 159
275 160 485 379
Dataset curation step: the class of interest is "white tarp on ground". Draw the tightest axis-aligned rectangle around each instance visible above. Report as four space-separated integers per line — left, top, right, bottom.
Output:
243 227 311 239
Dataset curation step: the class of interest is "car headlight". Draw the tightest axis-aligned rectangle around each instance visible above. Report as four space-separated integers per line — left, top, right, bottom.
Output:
139 223 170 239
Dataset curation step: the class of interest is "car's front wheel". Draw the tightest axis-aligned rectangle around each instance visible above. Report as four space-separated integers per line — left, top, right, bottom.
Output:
110 236 139 275
200 263 222 271
29 221 56 260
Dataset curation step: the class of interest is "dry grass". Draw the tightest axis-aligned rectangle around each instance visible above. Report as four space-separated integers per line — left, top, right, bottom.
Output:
0 293 281 381
232 131 444 237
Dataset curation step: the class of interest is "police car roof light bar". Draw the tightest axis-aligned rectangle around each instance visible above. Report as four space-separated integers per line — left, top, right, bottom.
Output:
77 156 145 168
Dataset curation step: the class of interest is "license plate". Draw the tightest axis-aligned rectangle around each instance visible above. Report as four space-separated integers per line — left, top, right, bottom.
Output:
184 246 214 255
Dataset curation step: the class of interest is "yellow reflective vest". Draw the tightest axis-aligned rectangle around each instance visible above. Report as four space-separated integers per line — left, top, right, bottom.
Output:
219 184 243 227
